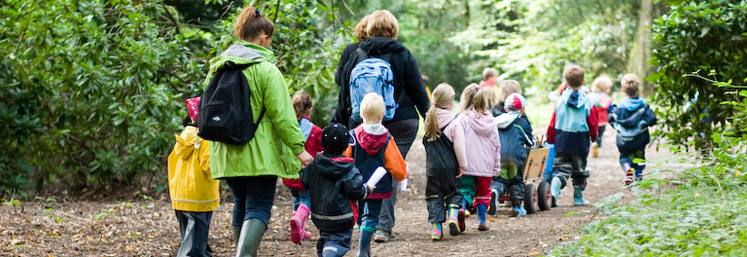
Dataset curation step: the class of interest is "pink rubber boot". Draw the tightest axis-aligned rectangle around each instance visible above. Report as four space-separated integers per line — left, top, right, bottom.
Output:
290 204 311 244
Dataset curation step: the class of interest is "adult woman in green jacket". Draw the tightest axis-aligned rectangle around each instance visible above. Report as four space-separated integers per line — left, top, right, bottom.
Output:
205 6 313 257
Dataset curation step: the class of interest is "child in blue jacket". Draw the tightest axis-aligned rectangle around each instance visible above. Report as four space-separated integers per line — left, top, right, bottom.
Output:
546 65 598 207
608 74 657 185
490 92 534 217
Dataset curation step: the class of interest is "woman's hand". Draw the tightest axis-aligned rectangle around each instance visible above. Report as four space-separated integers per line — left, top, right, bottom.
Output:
296 151 313 168
456 167 464 178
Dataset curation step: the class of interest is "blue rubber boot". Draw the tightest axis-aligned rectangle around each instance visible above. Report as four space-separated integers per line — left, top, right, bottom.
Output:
357 227 374 257
512 206 527 217
573 187 590 206
550 177 561 207
476 204 489 231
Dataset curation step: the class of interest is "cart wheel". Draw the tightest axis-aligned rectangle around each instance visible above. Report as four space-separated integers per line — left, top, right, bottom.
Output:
537 181 551 211
524 184 537 214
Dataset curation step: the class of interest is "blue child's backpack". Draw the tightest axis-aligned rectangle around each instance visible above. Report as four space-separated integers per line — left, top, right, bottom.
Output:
349 49 397 123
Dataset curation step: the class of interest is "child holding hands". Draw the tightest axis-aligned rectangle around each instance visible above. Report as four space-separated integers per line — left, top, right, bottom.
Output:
344 93 407 257
300 123 374 257
422 83 467 240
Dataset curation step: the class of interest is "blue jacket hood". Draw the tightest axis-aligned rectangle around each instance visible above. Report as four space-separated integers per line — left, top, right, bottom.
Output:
567 90 588 109
619 97 646 111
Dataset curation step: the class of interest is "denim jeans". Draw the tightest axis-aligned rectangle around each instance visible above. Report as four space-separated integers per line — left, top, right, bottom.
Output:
357 199 383 230
226 176 278 226
377 118 418 233
175 210 213 257
290 189 311 211
316 227 353 257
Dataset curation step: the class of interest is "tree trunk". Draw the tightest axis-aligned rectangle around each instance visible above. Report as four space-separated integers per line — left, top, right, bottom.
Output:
627 0 653 95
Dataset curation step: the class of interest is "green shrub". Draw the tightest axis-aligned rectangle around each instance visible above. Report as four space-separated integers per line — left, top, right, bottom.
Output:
0 0 204 193
649 0 747 151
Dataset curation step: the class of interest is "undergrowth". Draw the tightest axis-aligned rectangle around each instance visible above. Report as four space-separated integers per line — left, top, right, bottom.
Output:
551 133 747 256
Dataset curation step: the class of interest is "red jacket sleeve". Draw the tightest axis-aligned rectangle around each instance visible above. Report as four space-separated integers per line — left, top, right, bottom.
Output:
587 105 599 142
546 105 557 144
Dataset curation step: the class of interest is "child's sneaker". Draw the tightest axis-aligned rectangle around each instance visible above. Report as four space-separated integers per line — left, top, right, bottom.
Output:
457 209 466 233
592 142 599 158
511 206 527 217
573 187 590 206
550 177 561 207
488 189 498 215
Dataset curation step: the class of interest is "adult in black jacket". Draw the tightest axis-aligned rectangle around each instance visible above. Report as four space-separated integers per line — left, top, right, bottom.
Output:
332 10 430 243
301 124 372 256
335 14 371 90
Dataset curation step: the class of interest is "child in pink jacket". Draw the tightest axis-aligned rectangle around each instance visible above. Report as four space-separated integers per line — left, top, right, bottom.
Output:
458 84 501 232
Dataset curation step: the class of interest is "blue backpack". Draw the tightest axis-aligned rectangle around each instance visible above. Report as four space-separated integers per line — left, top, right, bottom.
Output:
349 49 397 123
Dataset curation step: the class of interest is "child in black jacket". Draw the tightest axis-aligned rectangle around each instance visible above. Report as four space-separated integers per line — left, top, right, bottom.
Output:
608 74 657 185
301 123 374 257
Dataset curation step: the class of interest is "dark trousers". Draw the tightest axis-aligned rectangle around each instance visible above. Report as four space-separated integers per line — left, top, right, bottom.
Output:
379 119 418 232
357 199 383 230
551 152 590 190
316 228 353 257
425 169 463 223
490 160 526 207
175 210 213 257
620 149 646 180
226 176 278 226
596 125 606 147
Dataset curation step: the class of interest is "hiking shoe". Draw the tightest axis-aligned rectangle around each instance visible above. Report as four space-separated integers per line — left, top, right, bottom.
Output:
477 224 490 231
488 189 498 215
511 206 527 217
373 230 394 243
457 209 466 233
431 228 443 241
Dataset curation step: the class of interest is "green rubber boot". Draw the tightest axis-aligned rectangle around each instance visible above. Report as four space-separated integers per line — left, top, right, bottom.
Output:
235 219 267 257
232 225 241 246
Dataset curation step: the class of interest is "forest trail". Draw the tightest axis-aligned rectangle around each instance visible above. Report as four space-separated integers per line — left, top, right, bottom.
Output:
1 130 678 256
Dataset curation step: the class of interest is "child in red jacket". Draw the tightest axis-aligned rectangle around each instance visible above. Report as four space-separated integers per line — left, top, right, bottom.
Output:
283 92 325 244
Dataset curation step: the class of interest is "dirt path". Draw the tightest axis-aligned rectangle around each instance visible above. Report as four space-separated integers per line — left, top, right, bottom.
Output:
1 131 677 256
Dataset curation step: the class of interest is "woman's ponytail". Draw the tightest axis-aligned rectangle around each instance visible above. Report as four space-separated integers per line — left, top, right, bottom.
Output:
234 6 275 42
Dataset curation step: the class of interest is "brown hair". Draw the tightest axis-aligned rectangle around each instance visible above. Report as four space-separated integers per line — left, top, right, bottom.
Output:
355 15 371 42
292 92 313 121
621 73 640 97
461 84 492 117
563 65 585 89
497 80 522 104
234 6 275 42
366 10 399 39
483 68 498 81
425 83 455 142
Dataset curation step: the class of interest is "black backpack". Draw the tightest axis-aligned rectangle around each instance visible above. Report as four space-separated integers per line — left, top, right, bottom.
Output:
197 61 265 145
422 117 459 173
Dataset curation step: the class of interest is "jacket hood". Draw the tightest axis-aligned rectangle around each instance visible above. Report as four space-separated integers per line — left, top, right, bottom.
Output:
435 108 458 129
206 42 272 77
314 153 356 181
175 125 199 160
566 90 590 109
494 113 520 129
465 112 496 137
358 37 406 56
354 126 389 156
620 97 646 111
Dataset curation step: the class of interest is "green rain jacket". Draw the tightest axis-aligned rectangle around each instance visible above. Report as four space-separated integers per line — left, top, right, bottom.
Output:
206 41 306 179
